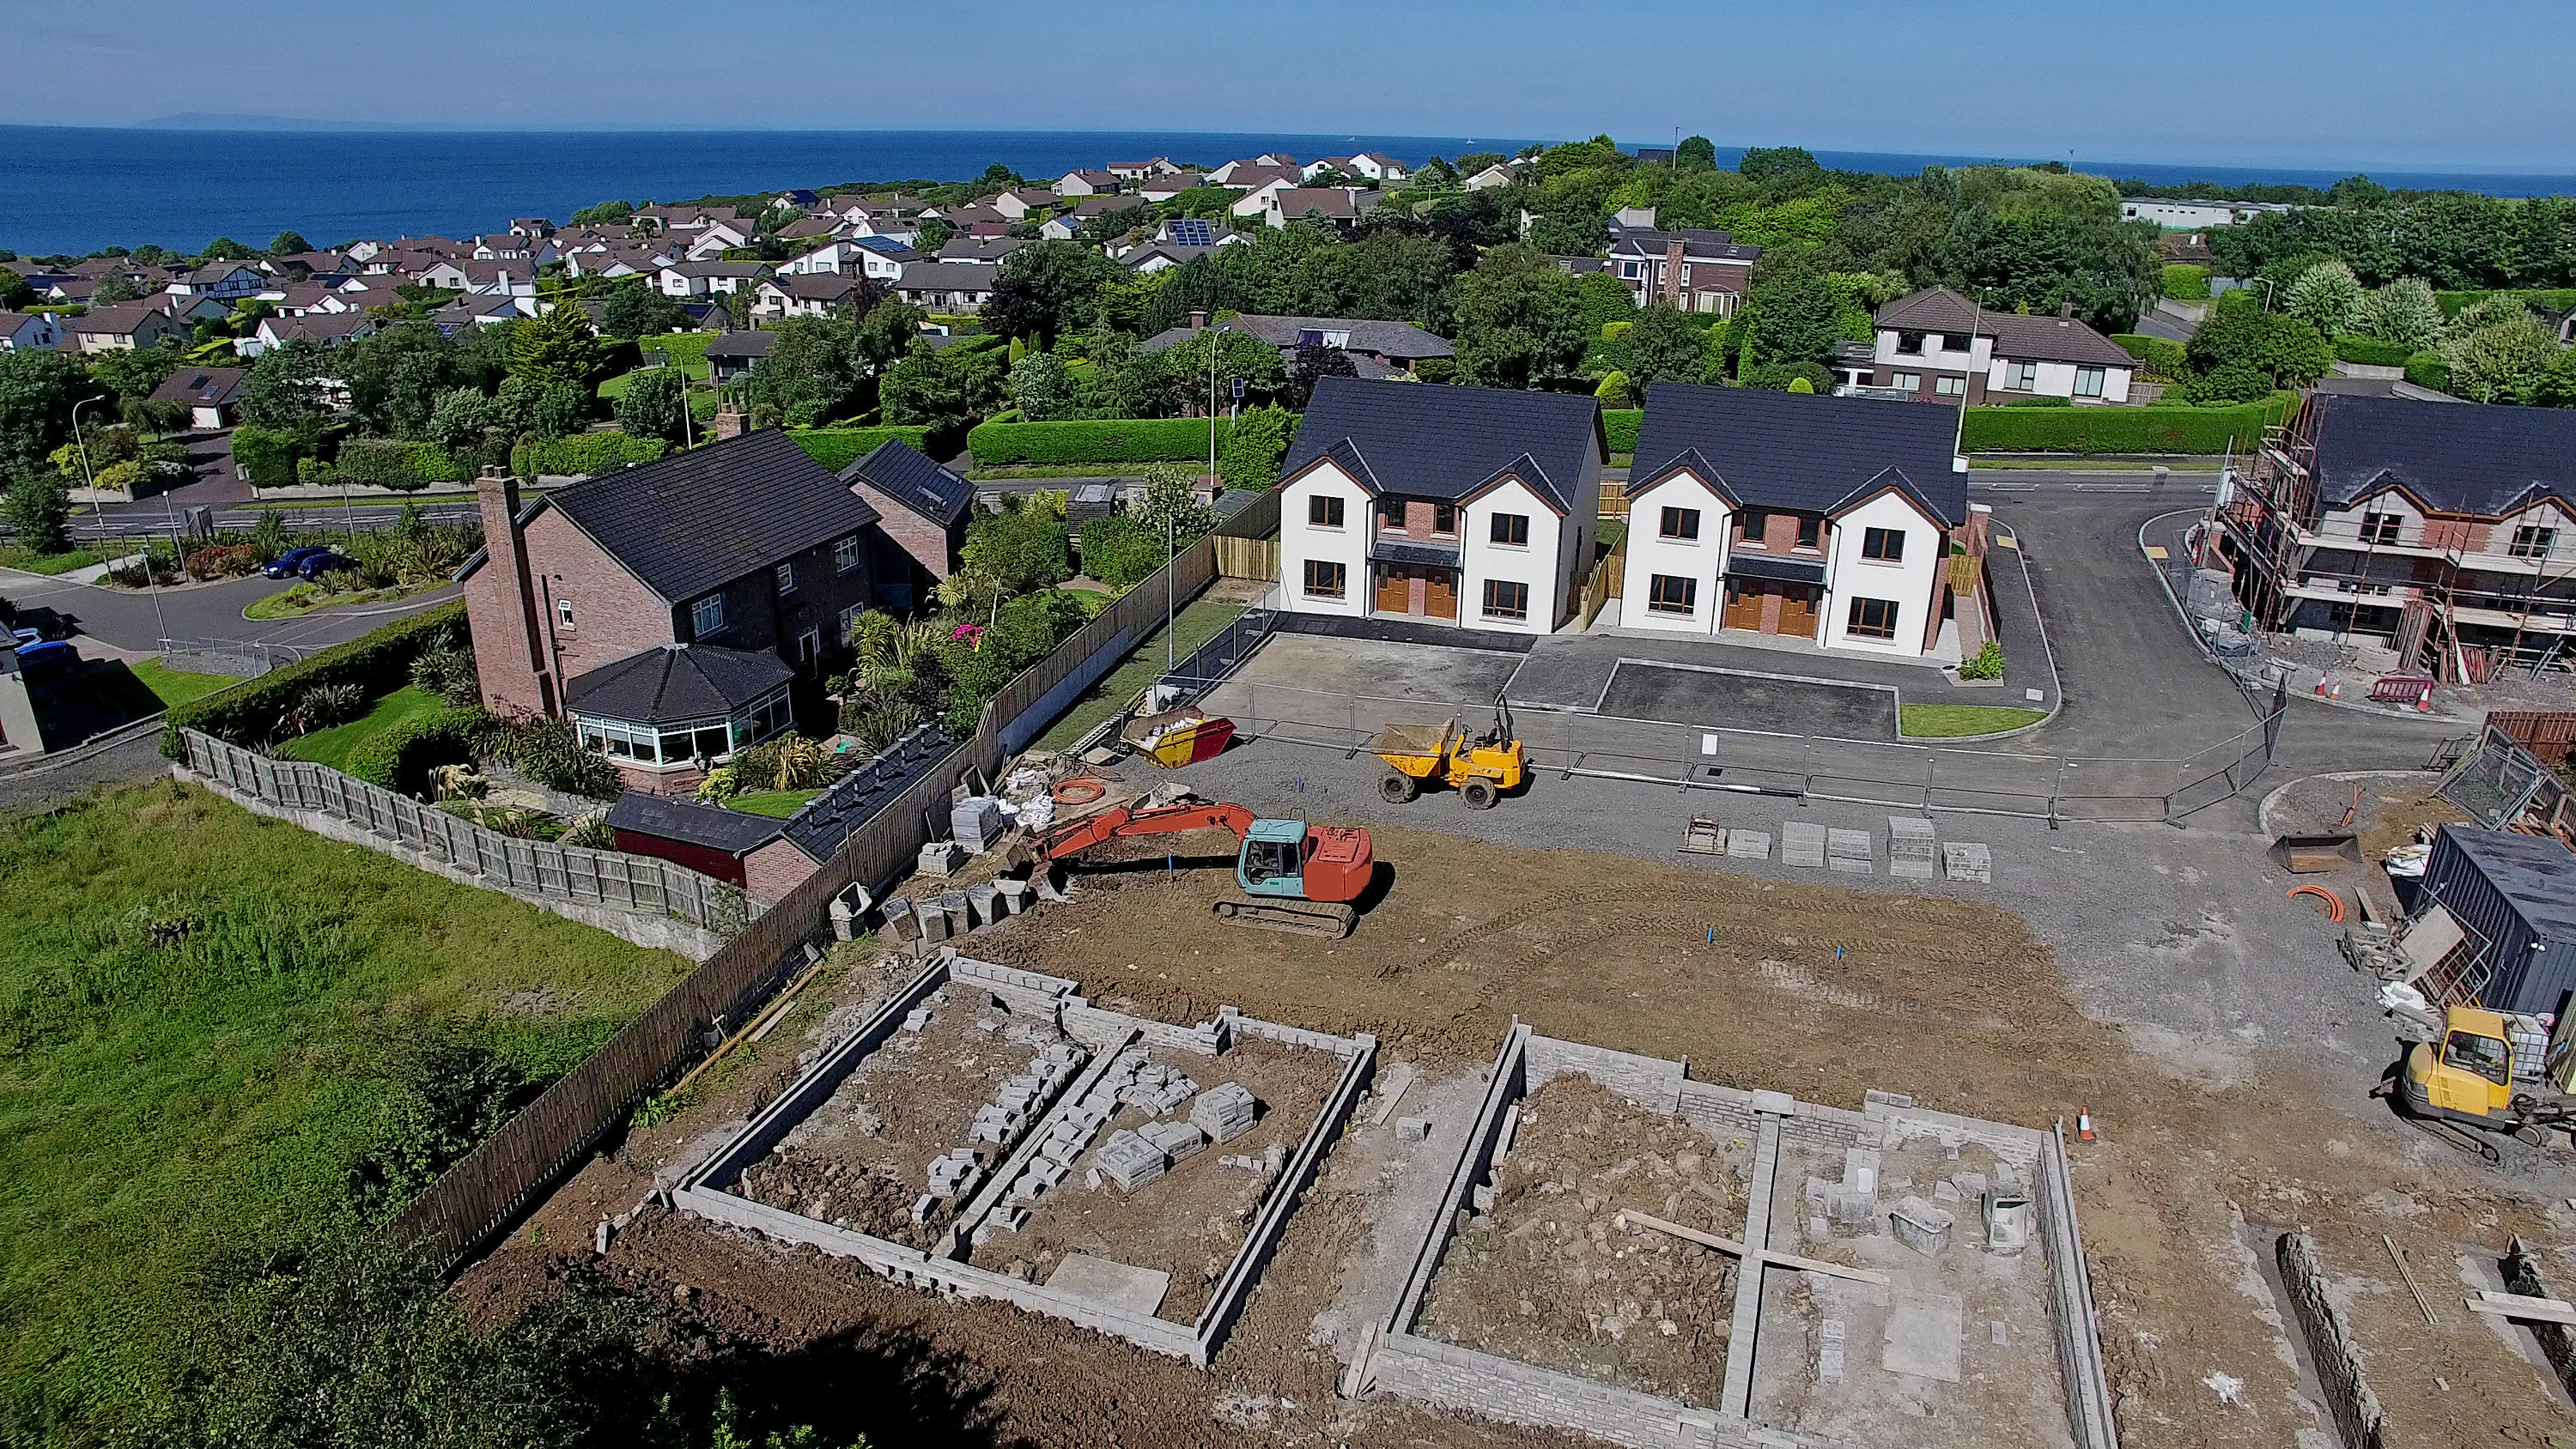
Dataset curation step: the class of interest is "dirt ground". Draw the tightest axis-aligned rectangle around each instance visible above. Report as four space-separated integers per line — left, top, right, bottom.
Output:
457 820 2576 1449
1416 1075 1748 1405
975 1036 1344 1324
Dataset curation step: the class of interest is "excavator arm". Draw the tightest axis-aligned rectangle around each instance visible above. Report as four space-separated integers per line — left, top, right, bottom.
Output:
1035 801 1257 863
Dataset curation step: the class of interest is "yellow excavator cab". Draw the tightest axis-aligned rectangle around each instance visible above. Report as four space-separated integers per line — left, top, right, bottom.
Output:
2406 1004 2518 1119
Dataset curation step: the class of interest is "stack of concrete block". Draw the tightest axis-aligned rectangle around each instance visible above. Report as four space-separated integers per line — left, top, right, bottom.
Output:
1726 829 1771 861
951 795 1005 853
1806 1144 1881 1236
1191 1082 1258 1143
1782 822 1827 868
1220 1143 1288 1176
927 1148 983 1200
1886 815 1938 880
1010 1154 1072 1204
1818 1318 1847 1384
918 840 967 876
1943 842 1993 882
1141 1119 1207 1162
1826 828 1874 874
1098 1128 1168 1191
1121 1060 1200 1115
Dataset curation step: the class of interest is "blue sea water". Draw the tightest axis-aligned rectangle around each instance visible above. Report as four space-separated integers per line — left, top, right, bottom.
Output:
2 125 2569 258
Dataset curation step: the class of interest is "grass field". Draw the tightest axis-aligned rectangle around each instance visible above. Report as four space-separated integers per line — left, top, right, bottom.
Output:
1898 703 2049 737
0 544 115 576
599 332 717 399
0 779 691 1434
1034 597 1244 752
130 658 239 709
275 685 441 772
726 789 817 818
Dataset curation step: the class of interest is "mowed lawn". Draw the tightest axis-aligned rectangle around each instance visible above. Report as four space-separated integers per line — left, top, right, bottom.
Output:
1034 598 1246 752
1898 703 2049 737
0 780 692 1428
274 684 442 771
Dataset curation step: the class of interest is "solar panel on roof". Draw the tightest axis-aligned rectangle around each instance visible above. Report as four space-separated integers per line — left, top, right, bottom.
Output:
1169 219 1213 246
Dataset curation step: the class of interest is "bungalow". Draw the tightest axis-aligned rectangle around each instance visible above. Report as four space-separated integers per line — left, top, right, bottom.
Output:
1208 154 1297 181
510 217 555 237
893 263 999 312
844 213 923 246
770 188 821 210
753 272 870 322
1618 385 1971 659
1276 376 1604 634
1221 167 1306 217
990 188 1060 221
775 215 842 244
934 236 1027 267
1303 153 1410 182
658 260 769 299
683 221 756 261
1116 243 1216 274
1056 169 1123 197
837 439 975 610
783 239 914 281
1838 288 2137 406
702 329 774 384
1139 312 1454 380
925 203 1010 231
262 251 354 280
459 429 884 795
1107 157 1182 179
1599 228 1763 315
631 205 715 234
243 309 381 355
68 303 184 353
430 294 539 332
149 366 246 429
0 312 65 351
1134 172 1209 203
166 264 266 300
1039 197 1141 241
1252 187 1382 231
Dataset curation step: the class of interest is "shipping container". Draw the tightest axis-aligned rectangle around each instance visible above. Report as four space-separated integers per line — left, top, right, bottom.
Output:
2422 826 2576 1017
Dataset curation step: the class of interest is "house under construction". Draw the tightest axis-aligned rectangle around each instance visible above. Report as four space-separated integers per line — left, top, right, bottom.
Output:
2214 392 2576 681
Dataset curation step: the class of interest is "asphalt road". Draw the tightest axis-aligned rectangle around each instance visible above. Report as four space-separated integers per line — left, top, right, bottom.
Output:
0 564 459 658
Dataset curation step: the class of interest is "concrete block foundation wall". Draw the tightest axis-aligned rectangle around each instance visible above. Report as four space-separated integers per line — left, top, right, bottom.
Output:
675 952 1370 1366
1370 1335 1727 1449
2276 1228 2389 1449
1525 1033 1684 1113
2505 1237 2576 1404
2036 1122 2118 1449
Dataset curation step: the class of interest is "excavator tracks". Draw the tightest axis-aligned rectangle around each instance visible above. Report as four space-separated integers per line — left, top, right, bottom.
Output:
1210 894 1357 940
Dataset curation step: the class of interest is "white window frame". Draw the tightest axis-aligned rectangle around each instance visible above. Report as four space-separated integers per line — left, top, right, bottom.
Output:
1935 375 1965 397
2003 360 2038 391
2074 365 2105 398
556 597 574 627
690 594 724 637
835 534 863 573
1890 372 1919 391
775 562 796 596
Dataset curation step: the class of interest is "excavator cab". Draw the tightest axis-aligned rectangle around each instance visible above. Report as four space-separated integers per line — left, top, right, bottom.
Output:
1239 821 1306 894
2403 1004 2519 1122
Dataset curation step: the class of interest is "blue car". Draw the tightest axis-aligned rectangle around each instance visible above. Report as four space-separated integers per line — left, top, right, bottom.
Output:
296 550 357 581
263 546 332 579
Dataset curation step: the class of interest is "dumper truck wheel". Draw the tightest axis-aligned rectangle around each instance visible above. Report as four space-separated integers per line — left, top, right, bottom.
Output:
1378 772 1419 803
1461 778 1498 809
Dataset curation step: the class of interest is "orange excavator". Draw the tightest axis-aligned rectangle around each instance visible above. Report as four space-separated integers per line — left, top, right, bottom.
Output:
1008 800 1374 939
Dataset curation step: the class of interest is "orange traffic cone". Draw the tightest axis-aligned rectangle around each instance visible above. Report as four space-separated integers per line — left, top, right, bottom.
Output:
2314 677 2330 696
2330 682 2342 701
2077 1109 2096 1143
2417 684 2433 713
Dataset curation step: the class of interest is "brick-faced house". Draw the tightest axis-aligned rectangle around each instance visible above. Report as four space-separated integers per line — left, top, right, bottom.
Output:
1619 385 1975 658
1597 228 1764 314
1838 287 2137 405
460 428 882 793
1139 311 1454 381
838 440 974 611
1276 377 1605 634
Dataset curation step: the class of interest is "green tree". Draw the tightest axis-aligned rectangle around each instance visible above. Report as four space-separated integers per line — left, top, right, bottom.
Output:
615 367 690 442
740 314 862 427
1620 305 1706 389
1136 460 1217 538
239 338 332 430
1218 403 1297 490
1742 266 1846 382
1451 245 1589 389
912 216 955 252
958 499 1071 594
1594 370 1631 406
340 322 465 438
1160 327 1287 413
1739 146 1821 182
268 229 311 255
567 198 635 226
599 277 688 339
199 236 256 261
86 338 190 404
228 424 308 488
2536 348 2576 409
2179 296 2331 403
2351 277 2445 351
2283 259 2365 337
878 338 1005 431
1526 205 1610 258
980 241 1121 347
2442 312 2561 403
427 385 500 455
0 265 32 310
1675 136 1718 170
852 297 927 373
1006 349 1074 421
3 470 70 552
2325 174 2392 209
507 305 605 389
93 274 144 305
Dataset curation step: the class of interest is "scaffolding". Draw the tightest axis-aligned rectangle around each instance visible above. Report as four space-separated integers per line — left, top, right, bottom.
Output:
2213 396 2576 680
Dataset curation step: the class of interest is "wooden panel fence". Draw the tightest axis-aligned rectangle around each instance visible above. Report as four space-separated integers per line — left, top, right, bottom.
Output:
1214 534 1279 581
377 500 1268 1271
179 729 742 929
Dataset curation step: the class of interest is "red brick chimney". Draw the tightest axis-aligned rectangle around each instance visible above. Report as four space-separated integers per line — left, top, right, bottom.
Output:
713 403 744 440
465 465 556 718
1188 309 1208 330
1662 239 1686 307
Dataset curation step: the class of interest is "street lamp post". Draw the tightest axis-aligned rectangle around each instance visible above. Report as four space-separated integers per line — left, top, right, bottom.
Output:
70 394 106 519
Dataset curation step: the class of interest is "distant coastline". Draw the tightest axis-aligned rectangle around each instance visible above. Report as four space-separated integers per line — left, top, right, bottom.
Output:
2 124 2570 257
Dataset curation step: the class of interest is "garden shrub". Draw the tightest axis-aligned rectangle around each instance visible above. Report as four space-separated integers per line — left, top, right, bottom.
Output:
1602 409 1642 453
1217 405 1296 492
333 437 432 492
230 425 308 489
1959 393 2293 454
2403 351 2452 391
164 601 465 754
2111 335 2185 381
2161 264 2210 300
477 715 622 799
1959 639 2004 681
346 704 487 793
2003 394 2072 407
786 425 937 472
967 416 1231 467
507 431 668 478
2332 335 2412 367
1078 515 1164 587
182 543 261 579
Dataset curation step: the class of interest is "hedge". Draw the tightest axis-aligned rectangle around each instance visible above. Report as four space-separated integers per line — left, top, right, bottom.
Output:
787 426 937 472
1602 409 1641 453
1959 393 2295 454
163 600 466 756
2162 264 2211 300
2435 288 2576 321
2404 351 2452 391
2003 394 2073 407
968 416 1232 467
509 431 669 477
346 704 486 792
2111 334 2185 380
2333 335 2412 367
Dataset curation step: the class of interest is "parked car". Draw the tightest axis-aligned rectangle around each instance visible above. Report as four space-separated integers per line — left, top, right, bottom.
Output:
9 637 80 682
263 546 332 579
295 550 357 581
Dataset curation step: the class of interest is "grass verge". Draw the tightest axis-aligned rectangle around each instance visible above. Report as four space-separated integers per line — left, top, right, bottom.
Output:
245 580 441 620
0 545 114 575
0 779 692 1431
130 658 239 709
274 684 442 772
1899 703 2049 737
1034 597 1245 753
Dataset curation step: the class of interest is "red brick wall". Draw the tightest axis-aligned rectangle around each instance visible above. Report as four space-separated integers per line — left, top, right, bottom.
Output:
466 474 556 718
743 837 822 905
522 508 675 691
847 482 959 580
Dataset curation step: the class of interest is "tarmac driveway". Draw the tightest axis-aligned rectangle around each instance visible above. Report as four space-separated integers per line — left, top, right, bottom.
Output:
1595 660 1900 739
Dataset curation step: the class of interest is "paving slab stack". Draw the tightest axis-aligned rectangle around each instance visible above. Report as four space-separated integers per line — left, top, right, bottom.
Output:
1886 815 1939 880
1726 829 1771 861
1190 1082 1258 1143
1782 822 1827 868
951 794 1005 853
1826 828 1874 874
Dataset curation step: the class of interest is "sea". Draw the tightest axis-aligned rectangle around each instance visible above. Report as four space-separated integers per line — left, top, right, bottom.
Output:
3 125 2572 258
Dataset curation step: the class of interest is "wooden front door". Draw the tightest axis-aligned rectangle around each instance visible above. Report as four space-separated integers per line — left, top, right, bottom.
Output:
1777 586 1819 638
1425 568 1458 620
1376 564 1412 613
1722 579 1764 631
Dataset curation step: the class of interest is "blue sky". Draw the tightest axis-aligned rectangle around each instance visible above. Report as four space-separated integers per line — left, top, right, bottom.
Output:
13 0 2575 171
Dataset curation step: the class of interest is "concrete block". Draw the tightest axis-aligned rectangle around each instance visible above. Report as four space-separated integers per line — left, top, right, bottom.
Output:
1828 855 1874 874
1826 828 1873 861
1749 1088 1796 1117
829 882 874 940
1394 1115 1431 1143
1047 1252 1170 1316
1726 829 1771 861
951 796 1005 853
919 906 951 943
1781 822 1827 866
1942 842 1992 882
1842 1146 1879 1193
911 1192 937 1223
1889 857 1936 880
1890 1196 1955 1256
939 892 970 934
967 882 1001 927
918 840 967 876
882 897 921 942
1141 1119 1206 1160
